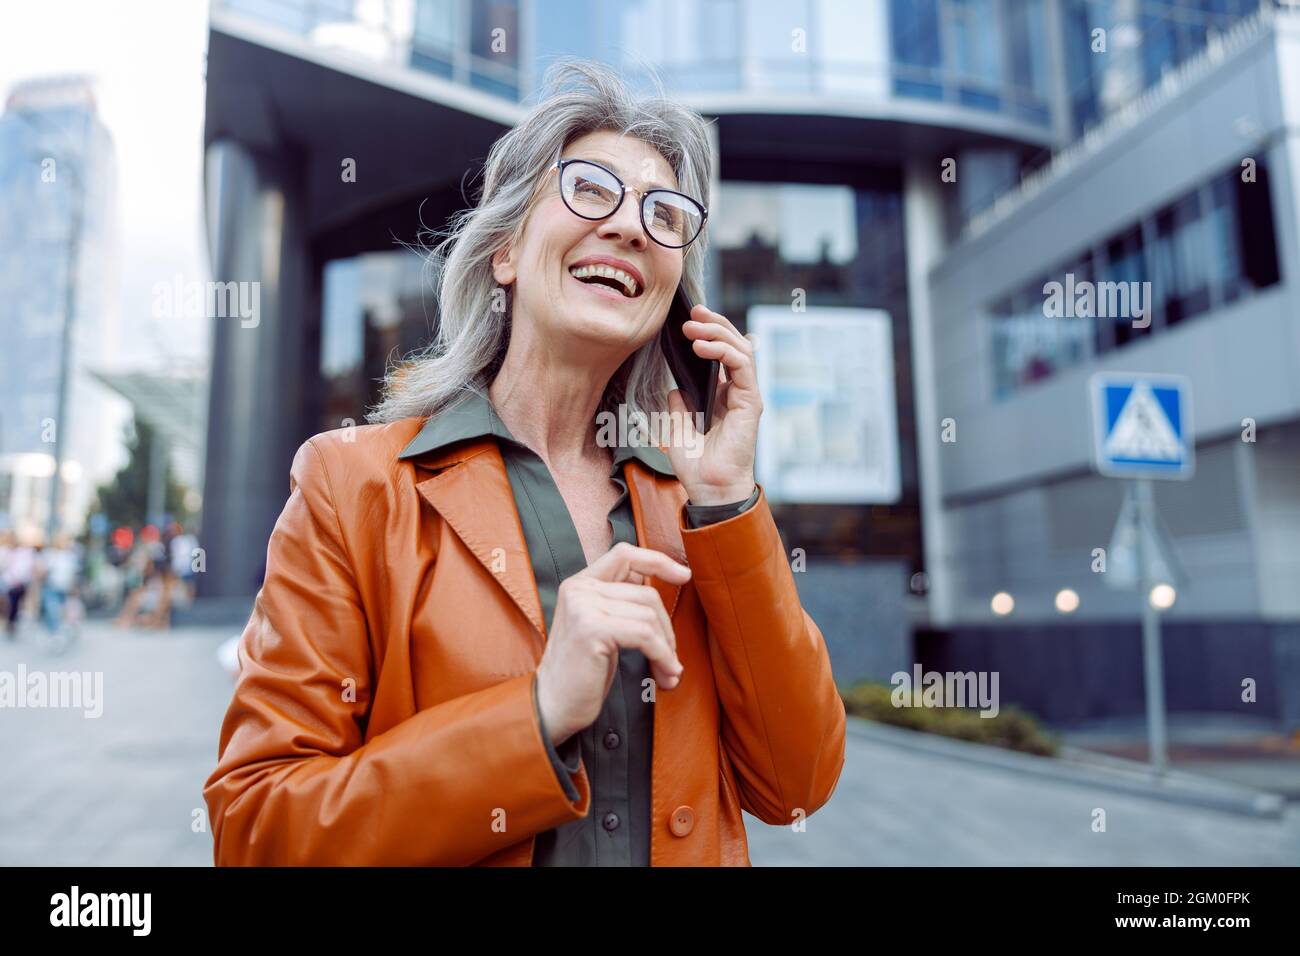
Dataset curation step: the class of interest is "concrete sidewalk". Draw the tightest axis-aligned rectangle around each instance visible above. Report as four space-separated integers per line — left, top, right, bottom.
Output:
3 619 1297 866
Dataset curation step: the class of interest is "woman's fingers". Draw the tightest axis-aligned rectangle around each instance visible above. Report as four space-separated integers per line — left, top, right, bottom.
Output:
690 337 757 391
595 606 683 688
683 308 751 355
590 581 676 655
582 541 690 586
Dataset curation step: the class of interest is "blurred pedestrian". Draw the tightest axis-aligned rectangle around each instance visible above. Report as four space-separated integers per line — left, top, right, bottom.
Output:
37 533 81 634
3 530 36 637
167 522 198 604
114 526 174 630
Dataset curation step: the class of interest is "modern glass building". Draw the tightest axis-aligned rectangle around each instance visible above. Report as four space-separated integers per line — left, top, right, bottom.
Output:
0 76 123 537
200 0 1297 724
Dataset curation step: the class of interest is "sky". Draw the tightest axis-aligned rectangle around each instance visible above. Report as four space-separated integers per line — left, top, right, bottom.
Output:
0 0 212 369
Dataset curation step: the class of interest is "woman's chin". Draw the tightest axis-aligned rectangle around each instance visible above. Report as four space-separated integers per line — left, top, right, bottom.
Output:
555 292 652 347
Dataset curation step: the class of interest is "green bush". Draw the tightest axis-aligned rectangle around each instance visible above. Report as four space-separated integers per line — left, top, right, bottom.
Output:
840 681 1059 757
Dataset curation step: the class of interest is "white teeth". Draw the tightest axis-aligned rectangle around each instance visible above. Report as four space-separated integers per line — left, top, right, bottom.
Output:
568 263 638 297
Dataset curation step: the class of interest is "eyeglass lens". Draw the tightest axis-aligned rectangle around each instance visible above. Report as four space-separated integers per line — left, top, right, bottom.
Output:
560 161 702 248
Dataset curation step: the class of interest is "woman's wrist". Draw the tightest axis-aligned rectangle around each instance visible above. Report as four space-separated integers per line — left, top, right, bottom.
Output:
686 482 756 508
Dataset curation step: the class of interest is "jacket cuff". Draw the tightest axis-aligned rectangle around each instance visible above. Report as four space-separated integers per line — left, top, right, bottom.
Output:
533 675 582 802
684 485 760 529
678 484 781 578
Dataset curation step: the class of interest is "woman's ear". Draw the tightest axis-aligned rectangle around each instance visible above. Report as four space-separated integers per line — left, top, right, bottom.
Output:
491 244 516 286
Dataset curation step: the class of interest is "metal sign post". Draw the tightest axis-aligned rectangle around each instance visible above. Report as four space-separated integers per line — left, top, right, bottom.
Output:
1091 374 1193 776
1133 478 1168 773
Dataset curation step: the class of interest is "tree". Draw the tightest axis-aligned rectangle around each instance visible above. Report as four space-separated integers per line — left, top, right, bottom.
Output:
88 415 189 532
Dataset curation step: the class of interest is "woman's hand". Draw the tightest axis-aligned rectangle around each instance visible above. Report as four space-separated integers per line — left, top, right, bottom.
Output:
535 543 691 745
664 304 761 506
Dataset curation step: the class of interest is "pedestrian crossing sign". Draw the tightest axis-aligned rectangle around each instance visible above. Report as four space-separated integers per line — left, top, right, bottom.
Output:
1091 374 1194 479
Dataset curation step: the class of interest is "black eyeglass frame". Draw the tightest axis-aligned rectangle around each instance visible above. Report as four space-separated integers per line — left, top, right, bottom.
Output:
550 157 709 249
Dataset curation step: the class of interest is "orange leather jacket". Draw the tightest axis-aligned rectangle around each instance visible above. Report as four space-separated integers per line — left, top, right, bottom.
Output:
203 419 846 865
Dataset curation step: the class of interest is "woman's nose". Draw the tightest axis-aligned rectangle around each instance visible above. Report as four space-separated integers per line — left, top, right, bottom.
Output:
595 195 647 247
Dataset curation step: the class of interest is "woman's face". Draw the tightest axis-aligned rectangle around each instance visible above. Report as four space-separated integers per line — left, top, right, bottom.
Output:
492 129 687 362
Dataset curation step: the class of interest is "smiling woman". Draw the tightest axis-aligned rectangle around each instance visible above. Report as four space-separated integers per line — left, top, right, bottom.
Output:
203 57 846 868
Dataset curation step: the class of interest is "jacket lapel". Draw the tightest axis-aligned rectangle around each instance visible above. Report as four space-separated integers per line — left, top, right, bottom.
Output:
624 460 688 618
412 439 546 641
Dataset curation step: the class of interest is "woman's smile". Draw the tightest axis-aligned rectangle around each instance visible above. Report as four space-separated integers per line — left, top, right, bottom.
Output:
566 255 646 299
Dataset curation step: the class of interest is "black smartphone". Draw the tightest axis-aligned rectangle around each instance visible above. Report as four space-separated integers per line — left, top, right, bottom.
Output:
658 282 719 433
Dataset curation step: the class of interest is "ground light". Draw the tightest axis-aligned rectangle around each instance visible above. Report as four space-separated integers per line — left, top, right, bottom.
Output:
991 592 1015 616
1055 588 1080 614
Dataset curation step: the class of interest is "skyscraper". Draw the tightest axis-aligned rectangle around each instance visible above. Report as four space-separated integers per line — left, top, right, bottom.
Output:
0 75 122 536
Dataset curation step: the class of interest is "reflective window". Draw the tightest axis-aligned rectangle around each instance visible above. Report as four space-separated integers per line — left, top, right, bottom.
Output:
713 177 918 562
948 0 1002 110
741 0 815 92
1204 173 1246 306
1150 192 1210 327
470 0 520 98
411 0 457 78
1063 0 1262 137
1099 224 1150 348
990 254 1095 398
987 158 1281 396
890 0 943 100
316 251 428 432
714 182 907 320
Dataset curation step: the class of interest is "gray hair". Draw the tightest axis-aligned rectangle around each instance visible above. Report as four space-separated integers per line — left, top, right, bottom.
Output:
368 57 714 425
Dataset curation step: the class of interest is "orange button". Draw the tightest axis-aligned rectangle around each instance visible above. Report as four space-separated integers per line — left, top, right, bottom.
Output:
669 805 695 837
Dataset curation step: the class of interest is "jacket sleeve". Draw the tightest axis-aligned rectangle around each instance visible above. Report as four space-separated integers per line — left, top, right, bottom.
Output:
678 486 846 826
203 438 591 866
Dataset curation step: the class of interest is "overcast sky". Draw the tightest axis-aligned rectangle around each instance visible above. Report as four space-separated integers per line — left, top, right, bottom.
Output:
1 0 212 368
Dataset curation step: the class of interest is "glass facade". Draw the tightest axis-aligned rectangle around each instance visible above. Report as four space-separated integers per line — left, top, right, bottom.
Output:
1061 0 1265 138
315 251 430 434
889 0 1052 125
302 170 920 565
988 159 1281 397
218 0 1063 130
0 80 120 533
713 177 920 563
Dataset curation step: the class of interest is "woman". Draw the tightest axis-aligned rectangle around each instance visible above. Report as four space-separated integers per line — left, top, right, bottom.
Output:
204 59 845 867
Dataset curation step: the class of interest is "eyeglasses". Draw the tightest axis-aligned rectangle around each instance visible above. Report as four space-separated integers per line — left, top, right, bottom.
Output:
551 158 708 249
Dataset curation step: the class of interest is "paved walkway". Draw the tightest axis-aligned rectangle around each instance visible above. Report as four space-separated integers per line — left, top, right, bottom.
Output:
2 621 1296 866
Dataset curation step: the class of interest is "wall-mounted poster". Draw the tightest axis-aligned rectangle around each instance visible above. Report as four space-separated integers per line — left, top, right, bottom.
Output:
748 305 900 504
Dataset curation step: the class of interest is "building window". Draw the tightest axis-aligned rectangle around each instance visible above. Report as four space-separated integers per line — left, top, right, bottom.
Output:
411 0 457 79
1150 191 1211 327
987 158 1281 398
316 251 428 433
470 0 520 98
714 177 919 562
1100 224 1151 349
990 253 1095 398
890 0 944 100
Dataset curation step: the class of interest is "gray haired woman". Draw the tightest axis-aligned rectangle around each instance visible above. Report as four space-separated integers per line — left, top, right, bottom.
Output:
205 58 845 867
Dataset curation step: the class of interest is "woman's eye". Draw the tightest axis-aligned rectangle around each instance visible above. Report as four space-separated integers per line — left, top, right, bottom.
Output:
653 205 681 227
575 180 611 199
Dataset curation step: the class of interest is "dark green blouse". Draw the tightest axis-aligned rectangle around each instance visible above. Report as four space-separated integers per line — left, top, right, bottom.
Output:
398 388 757 866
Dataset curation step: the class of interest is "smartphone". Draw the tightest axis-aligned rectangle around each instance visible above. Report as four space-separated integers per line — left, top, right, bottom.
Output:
658 283 719 433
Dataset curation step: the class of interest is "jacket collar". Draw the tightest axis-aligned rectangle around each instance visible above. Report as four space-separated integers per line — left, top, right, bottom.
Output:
398 390 684 641
397 388 676 479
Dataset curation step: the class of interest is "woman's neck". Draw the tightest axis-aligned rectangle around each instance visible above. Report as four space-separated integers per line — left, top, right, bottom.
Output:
487 335 618 468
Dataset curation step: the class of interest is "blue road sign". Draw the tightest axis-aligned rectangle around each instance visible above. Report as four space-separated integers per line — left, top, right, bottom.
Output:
1090 373 1194 479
